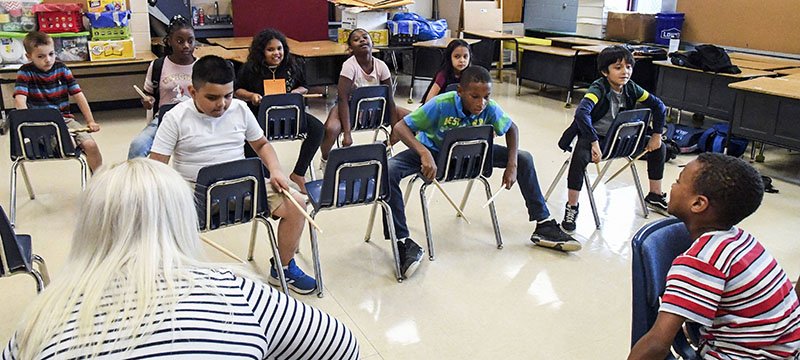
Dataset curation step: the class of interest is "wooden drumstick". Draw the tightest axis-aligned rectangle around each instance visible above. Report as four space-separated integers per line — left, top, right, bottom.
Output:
432 179 471 224
482 186 507 208
68 127 91 133
279 188 323 233
302 93 323 98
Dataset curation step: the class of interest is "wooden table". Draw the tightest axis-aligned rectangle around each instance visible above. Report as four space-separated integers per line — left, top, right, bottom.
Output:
516 45 595 107
728 76 800 152
462 30 523 82
207 36 253 49
731 58 797 71
653 60 775 121
729 52 800 67
776 67 800 76
546 36 621 48
194 45 240 60
407 38 480 102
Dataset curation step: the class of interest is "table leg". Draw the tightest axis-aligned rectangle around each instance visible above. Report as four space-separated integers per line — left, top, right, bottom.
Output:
497 39 503 83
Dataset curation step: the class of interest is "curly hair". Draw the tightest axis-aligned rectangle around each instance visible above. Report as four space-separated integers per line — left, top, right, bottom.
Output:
693 152 764 227
163 15 193 56
244 28 298 79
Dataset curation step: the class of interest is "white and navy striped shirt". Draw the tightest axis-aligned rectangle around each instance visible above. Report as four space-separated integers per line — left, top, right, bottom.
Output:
660 227 800 359
2 268 360 359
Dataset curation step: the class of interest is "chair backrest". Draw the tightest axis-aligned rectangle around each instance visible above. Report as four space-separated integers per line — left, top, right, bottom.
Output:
601 109 650 160
194 158 268 231
317 143 388 209
435 125 494 181
258 93 307 141
9 108 78 161
631 217 699 359
156 103 179 127
443 83 459 94
0 205 29 277
348 85 391 131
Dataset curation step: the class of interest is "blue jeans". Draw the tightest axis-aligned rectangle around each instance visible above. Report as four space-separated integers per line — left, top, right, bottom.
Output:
383 144 551 239
128 118 158 159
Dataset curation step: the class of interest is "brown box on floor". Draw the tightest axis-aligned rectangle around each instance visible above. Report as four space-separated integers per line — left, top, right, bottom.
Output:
605 11 655 43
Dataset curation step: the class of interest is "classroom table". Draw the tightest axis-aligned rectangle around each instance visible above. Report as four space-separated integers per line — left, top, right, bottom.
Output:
653 60 775 121
776 67 800 76
194 45 241 60
207 36 253 49
729 52 800 67
728 76 800 152
516 45 595 107
731 59 798 71
546 36 621 48
462 30 522 82
408 38 480 102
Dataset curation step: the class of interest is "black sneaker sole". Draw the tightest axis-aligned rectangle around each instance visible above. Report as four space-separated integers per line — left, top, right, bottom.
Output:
645 202 669 215
530 236 582 252
560 223 576 234
268 276 317 295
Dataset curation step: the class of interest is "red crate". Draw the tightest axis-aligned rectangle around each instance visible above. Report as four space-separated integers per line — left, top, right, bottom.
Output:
32 3 85 33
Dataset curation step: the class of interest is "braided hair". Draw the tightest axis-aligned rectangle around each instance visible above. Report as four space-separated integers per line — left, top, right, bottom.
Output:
163 15 193 56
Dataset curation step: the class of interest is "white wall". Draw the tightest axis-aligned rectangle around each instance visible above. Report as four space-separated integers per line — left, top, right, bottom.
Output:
406 0 432 18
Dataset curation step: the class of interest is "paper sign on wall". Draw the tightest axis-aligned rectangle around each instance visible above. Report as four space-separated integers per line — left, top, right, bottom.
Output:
263 79 286 95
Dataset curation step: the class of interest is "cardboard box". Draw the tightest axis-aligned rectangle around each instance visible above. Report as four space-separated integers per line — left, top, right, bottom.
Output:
88 38 134 61
605 11 655 43
341 8 387 31
463 1 502 32
86 0 125 12
338 28 389 47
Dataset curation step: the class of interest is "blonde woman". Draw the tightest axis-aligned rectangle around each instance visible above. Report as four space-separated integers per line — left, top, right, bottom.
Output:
1 159 359 359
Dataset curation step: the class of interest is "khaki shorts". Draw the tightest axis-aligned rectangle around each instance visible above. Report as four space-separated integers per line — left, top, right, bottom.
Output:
265 183 299 215
66 119 94 145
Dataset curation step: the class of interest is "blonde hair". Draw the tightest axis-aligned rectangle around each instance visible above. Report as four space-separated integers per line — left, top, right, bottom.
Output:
14 159 246 358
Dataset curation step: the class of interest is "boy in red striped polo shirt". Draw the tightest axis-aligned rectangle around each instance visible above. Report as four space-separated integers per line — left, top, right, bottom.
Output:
629 153 800 359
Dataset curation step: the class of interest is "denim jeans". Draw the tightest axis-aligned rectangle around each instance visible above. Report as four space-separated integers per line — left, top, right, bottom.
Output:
383 144 551 239
127 118 158 159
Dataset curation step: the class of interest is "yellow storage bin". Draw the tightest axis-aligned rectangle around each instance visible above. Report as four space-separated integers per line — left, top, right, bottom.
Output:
337 28 389 47
88 38 134 61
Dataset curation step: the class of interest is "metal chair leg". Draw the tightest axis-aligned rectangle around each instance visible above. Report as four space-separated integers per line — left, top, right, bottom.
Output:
584 169 601 229
630 163 649 218
308 163 317 181
544 157 571 201
565 91 573 108
419 183 435 261
479 177 503 249
29 269 45 293
457 179 475 217
591 160 613 192
77 157 88 190
379 201 403 282
260 217 289 295
10 160 19 227
309 211 325 297
403 175 417 205
31 254 49 285
19 162 34 199
247 220 258 261
364 201 378 242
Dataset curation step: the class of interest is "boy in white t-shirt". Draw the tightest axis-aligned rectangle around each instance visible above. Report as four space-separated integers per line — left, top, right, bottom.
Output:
150 55 316 295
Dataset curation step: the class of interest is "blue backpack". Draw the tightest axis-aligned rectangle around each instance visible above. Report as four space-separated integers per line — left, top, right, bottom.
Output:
697 123 748 157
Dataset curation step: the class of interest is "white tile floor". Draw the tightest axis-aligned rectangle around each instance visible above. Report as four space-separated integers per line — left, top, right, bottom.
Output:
1 71 798 359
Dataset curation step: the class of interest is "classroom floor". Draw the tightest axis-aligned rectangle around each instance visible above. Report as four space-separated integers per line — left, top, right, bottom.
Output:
1 71 798 359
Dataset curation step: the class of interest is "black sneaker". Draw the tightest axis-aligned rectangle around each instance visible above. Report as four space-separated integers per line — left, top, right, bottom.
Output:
645 192 668 213
562 203 579 232
399 238 424 278
531 219 582 252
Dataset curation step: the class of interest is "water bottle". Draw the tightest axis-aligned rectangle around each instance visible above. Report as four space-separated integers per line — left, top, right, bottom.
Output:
197 7 205 26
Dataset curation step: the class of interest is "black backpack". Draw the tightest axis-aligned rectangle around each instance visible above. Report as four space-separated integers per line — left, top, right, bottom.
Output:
669 44 741 74
150 57 166 111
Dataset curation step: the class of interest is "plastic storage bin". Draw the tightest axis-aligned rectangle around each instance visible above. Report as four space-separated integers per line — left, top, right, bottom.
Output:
654 12 684 46
91 25 128 40
33 3 83 33
0 31 26 64
0 0 40 33
52 31 89 61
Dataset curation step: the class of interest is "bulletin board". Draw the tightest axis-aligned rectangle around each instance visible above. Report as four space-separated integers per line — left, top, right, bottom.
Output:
677 0 800 54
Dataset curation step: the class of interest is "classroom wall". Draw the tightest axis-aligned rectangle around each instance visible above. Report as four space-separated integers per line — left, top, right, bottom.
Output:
677 0 800 54
524 0 578 32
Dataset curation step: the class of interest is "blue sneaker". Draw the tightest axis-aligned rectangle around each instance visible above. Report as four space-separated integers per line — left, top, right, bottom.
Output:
269 258 317 295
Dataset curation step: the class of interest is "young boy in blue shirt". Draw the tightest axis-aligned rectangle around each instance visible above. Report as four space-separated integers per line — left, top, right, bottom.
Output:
557 45 668 232
387 66 581 278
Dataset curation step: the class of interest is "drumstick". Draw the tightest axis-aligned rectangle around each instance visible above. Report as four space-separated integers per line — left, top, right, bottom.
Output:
68 127 91 133
605 149 650 184
482 186 507 208
133 85 149 100
279 188 323 233
201 236 246 263
432 179 471 224
302 93 323 98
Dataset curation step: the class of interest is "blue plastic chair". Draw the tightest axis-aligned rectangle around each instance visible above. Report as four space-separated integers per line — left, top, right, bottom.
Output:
631 217 700 360
8 108 89 227
305 143 402 297
343 85 393 156
380 125 502 260
0 205 49 292
195 158 288 294
545 109 652 228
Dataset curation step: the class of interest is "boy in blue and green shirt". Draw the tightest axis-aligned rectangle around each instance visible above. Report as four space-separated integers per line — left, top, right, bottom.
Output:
387 66 581 279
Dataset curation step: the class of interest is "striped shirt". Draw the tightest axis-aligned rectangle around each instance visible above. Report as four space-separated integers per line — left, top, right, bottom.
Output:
1 268 360 359
660 227 800 359
404 91 512 152
14 62 82 119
